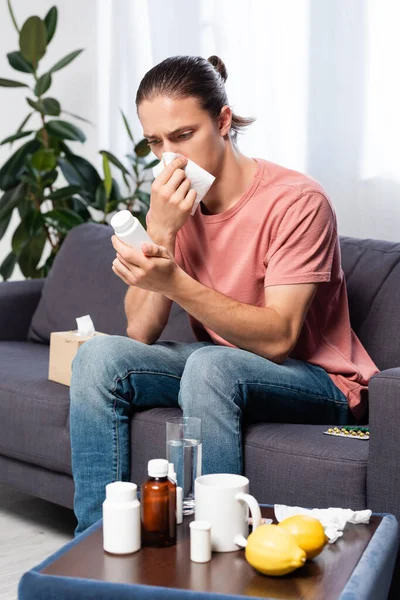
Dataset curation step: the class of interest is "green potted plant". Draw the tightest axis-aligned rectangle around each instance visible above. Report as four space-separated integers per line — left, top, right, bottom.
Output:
99 109 159 231
0 1 156 281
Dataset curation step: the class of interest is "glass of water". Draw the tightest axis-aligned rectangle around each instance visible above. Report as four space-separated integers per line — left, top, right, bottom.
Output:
166 417 202 515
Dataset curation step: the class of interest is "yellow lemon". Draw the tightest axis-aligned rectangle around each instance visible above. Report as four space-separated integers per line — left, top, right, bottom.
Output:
245 524 306 576
278 515 328 559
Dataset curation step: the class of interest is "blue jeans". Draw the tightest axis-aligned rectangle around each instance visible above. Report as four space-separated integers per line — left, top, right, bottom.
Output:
69 336 353 536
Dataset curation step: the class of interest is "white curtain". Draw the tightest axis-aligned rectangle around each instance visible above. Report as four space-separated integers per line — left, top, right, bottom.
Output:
97 0 400 242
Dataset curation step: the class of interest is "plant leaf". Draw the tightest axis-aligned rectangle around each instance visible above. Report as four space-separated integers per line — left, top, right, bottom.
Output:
0 130 34 145
41 169 58 187
12 218 29 254
27 97 43 112
43 208 84 234
65 197 92 221
0 251 18 281
12 209 44 255
16 112 34 133
105 199 119 215
143 158 160 171
100 150 131 190
58 154 100 201
95 182 107 211
24 160 39 181
34 72 52 96
0 141 41 190
99 150 130 176
102 153 112 200
19 17 47 69
7 0 19 34
49 49 83 73
58 141 73 155
62 110 93 125
134 138 151 158
135 212 147 230
17 195 33 219
135 190 151 207
121 109 135 144
0 77 29 88
46 120 85 142
18 230 47 277
42 97 60 115
46 185 81 200
7 50 34 73
44 7 57 45
27 97 60 116
39 249 57 277
0 208 12 240
110 178 122 203
30 148 57 171
20 174 38 187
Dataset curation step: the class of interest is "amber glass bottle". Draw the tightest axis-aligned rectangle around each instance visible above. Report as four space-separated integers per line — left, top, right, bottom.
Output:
141 459 176 547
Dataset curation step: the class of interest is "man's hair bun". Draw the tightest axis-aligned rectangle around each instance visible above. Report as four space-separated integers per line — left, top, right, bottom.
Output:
207 55 228 83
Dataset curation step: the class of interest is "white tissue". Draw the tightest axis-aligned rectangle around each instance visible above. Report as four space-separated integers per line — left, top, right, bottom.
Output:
274 504 372 543
75 315 95 337
152 152 215 216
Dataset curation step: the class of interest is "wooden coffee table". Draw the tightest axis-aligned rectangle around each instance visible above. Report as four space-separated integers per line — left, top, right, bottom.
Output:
19 506 398 600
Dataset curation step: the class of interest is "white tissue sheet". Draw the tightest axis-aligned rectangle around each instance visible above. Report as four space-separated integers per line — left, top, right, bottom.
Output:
75 315 95 337
152 152 215 215
274 504 372 543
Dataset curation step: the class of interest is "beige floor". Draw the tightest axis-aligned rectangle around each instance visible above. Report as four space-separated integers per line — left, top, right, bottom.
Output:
0 484 77 600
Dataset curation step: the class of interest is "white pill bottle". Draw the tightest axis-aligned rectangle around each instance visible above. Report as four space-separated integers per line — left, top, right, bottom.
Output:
110 210 152 250
103 481 141 554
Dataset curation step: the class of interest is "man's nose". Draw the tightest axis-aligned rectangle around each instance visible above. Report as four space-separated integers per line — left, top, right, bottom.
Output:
163 141 181 154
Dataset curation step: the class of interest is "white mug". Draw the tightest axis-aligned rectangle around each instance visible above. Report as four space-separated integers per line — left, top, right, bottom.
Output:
194 474 262 552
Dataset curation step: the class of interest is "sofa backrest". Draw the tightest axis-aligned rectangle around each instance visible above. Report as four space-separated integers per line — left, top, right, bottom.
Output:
28 223 195 344
340 236 400 371
28 223 400 371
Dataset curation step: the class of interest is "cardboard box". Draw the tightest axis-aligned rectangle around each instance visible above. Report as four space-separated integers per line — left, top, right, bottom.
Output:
48 331 108 387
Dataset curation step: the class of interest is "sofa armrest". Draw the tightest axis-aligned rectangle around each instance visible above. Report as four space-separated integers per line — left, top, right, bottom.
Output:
367 368 400 518
0 279 45 341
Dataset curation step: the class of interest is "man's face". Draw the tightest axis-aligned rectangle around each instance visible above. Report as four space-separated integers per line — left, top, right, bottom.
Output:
138 95 228 176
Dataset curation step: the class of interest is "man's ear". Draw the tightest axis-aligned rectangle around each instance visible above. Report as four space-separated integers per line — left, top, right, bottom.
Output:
218 105 232 137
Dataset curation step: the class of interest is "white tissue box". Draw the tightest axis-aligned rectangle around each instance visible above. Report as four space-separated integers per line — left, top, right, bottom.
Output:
48 330 108 387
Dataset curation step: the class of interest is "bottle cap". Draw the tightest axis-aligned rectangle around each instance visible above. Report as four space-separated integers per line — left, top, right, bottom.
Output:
105 481 137 502
148 459 169 478
110 210 135 235
189 521 212 532
168 462 177 482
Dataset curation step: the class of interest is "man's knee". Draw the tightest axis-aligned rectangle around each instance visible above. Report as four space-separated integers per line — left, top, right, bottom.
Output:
180 346 241 410
71 335 143 383
182 346 250 381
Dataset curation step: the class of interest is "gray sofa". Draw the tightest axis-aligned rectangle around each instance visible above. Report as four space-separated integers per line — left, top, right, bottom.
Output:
1 222 400 525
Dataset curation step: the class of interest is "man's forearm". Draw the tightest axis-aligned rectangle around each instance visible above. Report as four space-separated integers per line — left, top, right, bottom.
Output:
124 287 172 343
124 230 176 344
166 269 291 362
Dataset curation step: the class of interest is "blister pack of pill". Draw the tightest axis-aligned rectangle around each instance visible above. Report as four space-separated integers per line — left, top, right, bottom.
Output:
323 426 369 440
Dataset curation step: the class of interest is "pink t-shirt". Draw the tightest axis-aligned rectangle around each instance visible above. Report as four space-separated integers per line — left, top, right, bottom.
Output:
175 158 378 419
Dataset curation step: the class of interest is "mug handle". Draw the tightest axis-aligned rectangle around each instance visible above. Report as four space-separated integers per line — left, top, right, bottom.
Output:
233 492 262 549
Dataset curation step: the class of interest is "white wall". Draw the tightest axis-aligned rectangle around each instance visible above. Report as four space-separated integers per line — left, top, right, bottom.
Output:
2 0 399 283
100 0 400 249
0 0 98 281
200 0 400 243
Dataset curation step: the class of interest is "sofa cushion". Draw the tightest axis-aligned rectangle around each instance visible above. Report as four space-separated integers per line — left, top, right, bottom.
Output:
243 422 368 510
0 341 72 475
129 408 368 510
28 222 195 344
340 236 400 371
0 340 368 511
